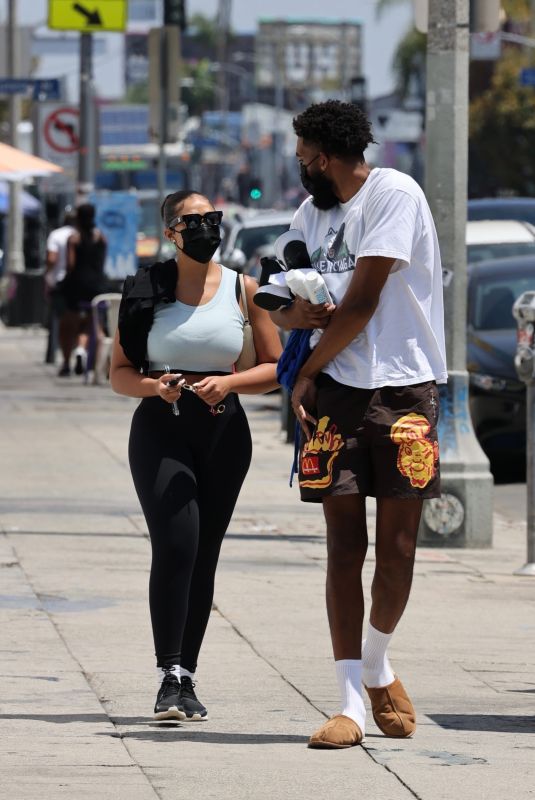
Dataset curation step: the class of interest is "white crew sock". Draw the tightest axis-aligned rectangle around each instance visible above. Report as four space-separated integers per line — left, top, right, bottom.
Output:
335 659 366 732
179 666 195 680
362 624 396 688
156 664 180 685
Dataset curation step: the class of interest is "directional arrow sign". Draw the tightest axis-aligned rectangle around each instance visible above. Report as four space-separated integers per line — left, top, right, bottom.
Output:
48 0 127 32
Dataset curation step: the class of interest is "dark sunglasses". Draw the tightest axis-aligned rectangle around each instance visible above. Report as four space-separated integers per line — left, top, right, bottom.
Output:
168 211 223 231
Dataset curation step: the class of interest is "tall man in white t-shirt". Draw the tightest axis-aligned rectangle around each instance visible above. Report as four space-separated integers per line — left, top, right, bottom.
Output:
271 100 447 749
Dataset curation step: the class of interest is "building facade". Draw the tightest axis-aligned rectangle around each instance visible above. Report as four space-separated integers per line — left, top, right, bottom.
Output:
255 18 363 110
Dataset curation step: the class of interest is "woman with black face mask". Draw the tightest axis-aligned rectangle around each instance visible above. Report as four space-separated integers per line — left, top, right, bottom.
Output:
110 190 281 721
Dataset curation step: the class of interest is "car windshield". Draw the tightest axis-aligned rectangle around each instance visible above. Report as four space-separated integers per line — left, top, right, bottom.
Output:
234 223 291 259
471 271 535 330
468 241 535 264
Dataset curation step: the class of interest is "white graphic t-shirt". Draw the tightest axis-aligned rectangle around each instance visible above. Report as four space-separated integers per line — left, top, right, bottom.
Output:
291 167 447 389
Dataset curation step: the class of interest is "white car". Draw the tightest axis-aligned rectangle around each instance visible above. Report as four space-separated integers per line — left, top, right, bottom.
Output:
219 210 294 273
466 219 535 264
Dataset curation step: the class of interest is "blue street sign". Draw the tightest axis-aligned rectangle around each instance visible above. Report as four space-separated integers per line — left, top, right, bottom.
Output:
0 78 61 100
33 79 61 100
520 68 535 87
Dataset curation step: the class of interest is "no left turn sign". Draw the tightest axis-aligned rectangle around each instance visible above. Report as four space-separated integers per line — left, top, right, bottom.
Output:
44 107 80 153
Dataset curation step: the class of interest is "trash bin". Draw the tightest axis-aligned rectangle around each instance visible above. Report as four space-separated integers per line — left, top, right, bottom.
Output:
4 270 47 327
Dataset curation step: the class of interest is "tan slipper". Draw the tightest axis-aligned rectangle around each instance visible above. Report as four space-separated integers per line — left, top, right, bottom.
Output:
365 676 416 738
308 714 363 749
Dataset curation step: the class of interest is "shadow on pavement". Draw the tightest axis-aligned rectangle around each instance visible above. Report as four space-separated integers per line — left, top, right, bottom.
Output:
428 714 535 733
0 713 109 723
100 730 310 745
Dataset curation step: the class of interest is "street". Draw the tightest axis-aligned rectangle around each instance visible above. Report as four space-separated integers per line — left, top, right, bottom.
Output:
0 325 534 799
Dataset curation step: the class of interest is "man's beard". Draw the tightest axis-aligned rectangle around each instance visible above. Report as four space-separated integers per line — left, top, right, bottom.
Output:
300 164 339 210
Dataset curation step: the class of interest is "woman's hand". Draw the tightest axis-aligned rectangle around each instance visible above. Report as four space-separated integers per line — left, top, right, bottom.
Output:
193 376 232 406
156 374 183 404
291 376 318 440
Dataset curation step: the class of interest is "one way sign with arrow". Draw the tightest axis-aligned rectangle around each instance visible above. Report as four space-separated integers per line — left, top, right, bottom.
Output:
48 0 127 33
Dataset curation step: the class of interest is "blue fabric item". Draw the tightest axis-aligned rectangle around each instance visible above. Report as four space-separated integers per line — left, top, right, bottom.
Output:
276 328 312 392
276 328 313 486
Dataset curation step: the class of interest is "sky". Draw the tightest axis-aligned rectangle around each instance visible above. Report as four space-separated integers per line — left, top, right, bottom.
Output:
3 0 414 99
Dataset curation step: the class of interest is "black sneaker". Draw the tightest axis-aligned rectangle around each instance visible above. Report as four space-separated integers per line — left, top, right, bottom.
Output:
57 365 71 377
179 676 208 720
154 670 186 721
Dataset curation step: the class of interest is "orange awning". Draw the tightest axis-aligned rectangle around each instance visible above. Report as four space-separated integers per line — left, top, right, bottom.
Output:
0 142 63 181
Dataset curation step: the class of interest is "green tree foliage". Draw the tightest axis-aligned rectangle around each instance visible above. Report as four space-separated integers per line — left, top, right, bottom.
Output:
392 28 426 98
469 47 535 195
181 60 216 116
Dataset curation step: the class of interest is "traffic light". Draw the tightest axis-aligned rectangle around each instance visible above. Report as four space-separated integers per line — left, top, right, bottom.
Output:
164 0 187 30
249 178 263 202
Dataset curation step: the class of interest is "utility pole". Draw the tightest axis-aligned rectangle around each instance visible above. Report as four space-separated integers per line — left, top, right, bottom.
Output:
77 33 95 198
6 0 24 275
420 0 494 547
157 26 169 251
216 0 232 116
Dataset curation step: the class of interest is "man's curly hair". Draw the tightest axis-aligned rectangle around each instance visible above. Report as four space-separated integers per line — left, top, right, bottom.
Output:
293 100 375 161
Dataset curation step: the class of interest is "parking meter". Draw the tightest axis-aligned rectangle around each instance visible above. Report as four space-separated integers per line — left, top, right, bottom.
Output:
513 291 535 384
512 291 535 575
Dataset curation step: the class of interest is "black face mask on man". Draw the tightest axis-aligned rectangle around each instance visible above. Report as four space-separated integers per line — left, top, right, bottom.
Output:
178 225 221 264
299 160 339 211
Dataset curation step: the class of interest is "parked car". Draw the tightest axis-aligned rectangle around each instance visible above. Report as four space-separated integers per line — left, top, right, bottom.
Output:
468 197 535 226
218 210 294 271
467 255 535 465
466 219 535 264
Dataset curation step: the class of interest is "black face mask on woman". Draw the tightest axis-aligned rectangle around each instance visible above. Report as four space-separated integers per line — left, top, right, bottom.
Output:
299 162 339 211
178 225 222 263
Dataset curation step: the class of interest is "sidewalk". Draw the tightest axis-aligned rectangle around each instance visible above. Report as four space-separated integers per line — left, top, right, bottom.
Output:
1 325 533 800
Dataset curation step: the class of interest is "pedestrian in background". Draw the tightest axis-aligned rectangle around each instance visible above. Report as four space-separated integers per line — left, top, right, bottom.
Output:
57 203 108 377
271 100 447 749
44 206 76 365
110 189 281 721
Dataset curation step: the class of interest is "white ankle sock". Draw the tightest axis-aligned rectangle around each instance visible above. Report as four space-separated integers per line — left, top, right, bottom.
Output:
156 664 180 685
362 624 395 688
335 659 366 732
179 666 195 680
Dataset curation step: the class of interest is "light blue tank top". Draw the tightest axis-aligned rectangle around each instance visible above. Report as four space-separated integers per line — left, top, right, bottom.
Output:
147 265 245 372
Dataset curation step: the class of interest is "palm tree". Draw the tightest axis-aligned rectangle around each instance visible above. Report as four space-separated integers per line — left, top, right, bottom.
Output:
375 0 410 17
375 0 426 101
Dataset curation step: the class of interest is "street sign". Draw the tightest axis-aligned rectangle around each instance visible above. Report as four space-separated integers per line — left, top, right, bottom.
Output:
34 102 80 192
44 106 80 154
48 0 128 33
0 78 61 100
520 68 535 87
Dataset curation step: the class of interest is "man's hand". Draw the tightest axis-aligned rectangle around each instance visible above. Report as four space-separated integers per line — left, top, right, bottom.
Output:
276 296 335 331
291 376 318 440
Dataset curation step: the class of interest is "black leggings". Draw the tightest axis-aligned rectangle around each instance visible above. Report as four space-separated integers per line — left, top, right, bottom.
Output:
128 391 252 671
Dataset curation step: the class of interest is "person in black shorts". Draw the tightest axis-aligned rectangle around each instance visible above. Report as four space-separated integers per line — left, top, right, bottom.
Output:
110 189 281 721
270 101 447 749
57 203 108 376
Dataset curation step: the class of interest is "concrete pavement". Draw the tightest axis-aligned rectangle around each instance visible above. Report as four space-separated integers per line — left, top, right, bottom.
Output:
1 325 534 800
